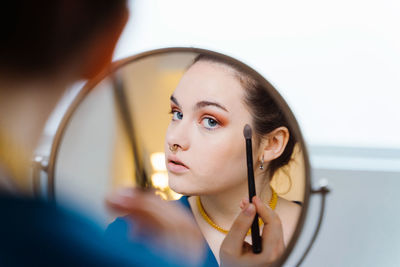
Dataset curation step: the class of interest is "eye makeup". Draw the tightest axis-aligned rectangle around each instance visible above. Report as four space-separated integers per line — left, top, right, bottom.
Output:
169 96 230 131
199 116 221 131
199 108 229 124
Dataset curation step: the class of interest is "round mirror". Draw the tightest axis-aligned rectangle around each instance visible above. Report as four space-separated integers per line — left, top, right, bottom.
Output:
46 48 311 266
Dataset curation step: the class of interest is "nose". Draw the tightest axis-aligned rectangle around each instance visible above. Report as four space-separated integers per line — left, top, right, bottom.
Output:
166 120 190 152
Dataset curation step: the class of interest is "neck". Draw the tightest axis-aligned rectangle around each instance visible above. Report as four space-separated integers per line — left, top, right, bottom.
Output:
0 76 69 194
199 172 271 230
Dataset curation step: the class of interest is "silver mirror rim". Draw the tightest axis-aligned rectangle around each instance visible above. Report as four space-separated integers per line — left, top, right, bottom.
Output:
46 46 312 267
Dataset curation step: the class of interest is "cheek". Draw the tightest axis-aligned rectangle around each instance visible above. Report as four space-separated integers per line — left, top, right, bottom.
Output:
191 133 247 184
165 124 172 142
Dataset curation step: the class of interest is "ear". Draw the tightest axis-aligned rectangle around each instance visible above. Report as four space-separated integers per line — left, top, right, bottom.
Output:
258 127 290 162
79 6 129 79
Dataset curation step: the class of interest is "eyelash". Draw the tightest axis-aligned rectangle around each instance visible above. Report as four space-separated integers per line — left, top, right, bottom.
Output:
169 108 183 121
169 108 221 130
200 116 220 130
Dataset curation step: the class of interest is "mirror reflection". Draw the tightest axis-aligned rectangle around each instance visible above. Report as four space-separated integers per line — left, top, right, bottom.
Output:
52 50 307 265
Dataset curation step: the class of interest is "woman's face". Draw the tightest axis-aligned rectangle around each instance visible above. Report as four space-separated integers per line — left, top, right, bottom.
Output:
164 60 256 195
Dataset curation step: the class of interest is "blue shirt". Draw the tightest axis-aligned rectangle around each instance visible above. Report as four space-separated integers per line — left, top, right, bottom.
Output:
0 194 188 267
107 196 218 267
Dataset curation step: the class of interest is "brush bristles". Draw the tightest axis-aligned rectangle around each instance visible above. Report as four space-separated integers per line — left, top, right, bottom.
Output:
243 124 252 139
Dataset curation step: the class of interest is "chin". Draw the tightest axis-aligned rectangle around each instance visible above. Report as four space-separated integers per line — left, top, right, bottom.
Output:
168 175 197 196
168 180 189 195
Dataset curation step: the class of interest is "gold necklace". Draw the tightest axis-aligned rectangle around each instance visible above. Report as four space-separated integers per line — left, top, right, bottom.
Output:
197 188 278 235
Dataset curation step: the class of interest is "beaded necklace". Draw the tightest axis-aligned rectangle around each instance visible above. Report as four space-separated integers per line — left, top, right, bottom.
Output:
196 188 278 235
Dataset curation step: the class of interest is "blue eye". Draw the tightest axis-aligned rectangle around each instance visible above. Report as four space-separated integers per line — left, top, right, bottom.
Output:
172 110 183 120
202 117 219 129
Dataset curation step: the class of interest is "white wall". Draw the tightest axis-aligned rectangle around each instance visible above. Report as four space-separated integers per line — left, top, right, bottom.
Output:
285 148 400 267
115 0 400 149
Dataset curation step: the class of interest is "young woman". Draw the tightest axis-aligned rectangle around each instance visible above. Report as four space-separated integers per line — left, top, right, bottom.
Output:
164 54 302 265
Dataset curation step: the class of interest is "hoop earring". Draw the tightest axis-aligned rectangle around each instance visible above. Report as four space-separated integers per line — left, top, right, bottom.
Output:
259 156 264 170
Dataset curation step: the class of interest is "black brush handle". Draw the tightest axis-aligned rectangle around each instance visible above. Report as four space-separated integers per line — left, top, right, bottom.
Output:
251 214 262 253
245 138 262 253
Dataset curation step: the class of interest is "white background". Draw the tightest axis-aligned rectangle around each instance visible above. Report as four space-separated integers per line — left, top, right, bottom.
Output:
114 0 400 149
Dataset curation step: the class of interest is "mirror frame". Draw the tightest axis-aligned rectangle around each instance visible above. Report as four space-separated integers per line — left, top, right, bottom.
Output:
46 47 312 267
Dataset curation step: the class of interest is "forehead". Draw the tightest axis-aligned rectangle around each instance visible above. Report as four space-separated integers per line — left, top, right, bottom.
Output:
173 61 246 108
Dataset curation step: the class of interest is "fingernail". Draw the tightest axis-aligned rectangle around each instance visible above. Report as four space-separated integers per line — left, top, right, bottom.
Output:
244 203 255 216
253 196 261 204
239 197 248 209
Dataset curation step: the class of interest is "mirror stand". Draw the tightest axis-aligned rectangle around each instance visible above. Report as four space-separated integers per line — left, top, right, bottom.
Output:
295 180 331 266
32 155 49 199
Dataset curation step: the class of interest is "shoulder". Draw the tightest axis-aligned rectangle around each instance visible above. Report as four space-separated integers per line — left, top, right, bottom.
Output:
106 216 131 239
176 195 191 208
274 197 302 246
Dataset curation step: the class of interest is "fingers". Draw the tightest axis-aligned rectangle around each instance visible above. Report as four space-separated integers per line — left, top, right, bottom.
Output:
106 188 157 210
253 196 283 234
252 196 275 226
221 200 256 256
107 188 205 265
220 196 285 267
107 188 189 231
253 196 285 260
107 189 170 234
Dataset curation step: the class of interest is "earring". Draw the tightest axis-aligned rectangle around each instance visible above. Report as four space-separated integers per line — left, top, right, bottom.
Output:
259 156 264 170
169 144 178 152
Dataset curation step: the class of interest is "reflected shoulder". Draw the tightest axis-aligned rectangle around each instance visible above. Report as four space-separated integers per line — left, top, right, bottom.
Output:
274 197 302 246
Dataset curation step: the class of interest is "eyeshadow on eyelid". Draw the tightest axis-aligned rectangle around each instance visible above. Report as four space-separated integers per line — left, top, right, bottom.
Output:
210 114 228 125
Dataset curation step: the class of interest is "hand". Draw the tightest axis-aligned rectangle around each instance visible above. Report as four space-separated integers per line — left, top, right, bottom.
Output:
220 196 285 267
107 188 205 266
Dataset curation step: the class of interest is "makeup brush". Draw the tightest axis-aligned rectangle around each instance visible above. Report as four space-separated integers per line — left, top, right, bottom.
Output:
243 124 262 253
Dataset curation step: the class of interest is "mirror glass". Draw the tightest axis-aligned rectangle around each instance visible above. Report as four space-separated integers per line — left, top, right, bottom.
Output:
49 48 309 265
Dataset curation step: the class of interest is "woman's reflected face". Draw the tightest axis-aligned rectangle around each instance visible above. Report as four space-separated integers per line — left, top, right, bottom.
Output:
165 61 255 195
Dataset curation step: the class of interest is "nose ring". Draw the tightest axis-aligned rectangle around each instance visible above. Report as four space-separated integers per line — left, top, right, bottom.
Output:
169 144 178 152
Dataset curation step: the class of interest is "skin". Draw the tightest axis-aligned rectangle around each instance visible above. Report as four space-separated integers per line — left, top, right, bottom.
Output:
165 61 255 196
220 196 285 267
165 60 301 264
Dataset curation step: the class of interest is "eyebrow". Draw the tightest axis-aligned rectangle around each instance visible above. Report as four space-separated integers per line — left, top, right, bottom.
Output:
170 95 229 112
170 95 180 107
195 101 228 112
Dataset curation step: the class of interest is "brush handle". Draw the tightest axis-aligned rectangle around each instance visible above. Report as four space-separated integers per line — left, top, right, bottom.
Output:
246 139 256 197
245 138 262 253
251 214 262 253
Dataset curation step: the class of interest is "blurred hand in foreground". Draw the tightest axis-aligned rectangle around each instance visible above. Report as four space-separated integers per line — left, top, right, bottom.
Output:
107 188 205 267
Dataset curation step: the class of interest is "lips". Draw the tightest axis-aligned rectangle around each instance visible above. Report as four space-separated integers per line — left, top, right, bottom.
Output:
167 156 189 173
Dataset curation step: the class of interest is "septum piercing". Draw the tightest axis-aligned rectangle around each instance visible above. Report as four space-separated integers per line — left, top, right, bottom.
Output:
169 144 178 152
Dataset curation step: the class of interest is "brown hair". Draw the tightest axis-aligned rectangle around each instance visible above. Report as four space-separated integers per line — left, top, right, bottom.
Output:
0 0 126 75
193 54 296 177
